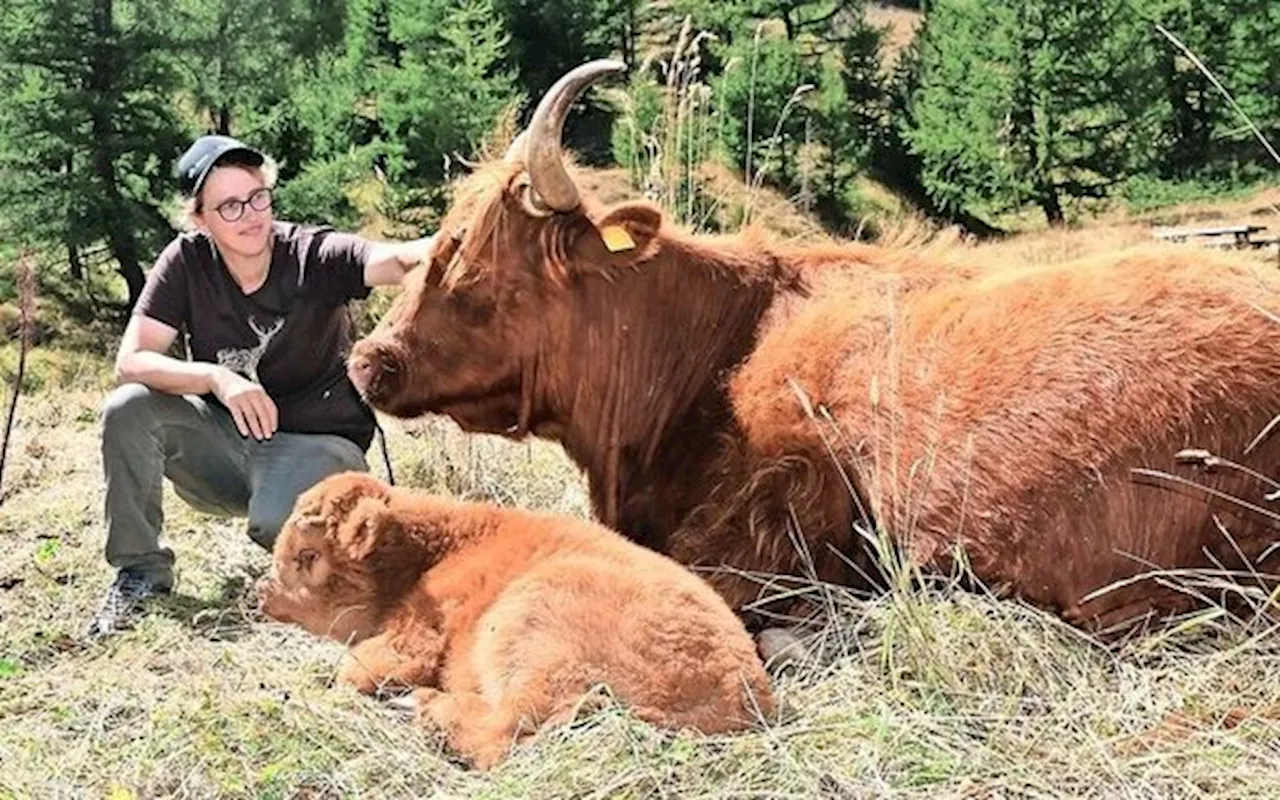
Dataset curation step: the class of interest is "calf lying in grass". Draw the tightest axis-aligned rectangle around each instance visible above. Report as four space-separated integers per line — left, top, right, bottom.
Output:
257 472 776 769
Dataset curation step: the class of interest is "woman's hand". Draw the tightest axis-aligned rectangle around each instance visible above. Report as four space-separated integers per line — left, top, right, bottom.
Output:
210 367 278 440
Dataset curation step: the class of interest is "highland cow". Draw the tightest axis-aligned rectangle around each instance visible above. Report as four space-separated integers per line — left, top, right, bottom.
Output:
348 59 1280 637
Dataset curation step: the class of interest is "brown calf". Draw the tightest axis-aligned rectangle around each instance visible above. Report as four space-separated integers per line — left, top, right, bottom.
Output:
258 472 775 768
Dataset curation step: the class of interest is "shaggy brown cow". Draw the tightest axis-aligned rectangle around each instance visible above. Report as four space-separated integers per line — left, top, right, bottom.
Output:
257 471 775 769
348 59 1280 636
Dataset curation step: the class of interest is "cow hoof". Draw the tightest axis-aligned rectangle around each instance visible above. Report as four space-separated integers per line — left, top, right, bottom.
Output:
755 626 809 673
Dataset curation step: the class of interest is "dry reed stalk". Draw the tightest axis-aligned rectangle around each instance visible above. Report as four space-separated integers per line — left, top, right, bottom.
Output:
1154 23 1280 169
0 250 37 503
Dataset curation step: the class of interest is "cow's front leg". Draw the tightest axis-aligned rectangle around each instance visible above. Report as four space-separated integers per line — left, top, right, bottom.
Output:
338 628 443 696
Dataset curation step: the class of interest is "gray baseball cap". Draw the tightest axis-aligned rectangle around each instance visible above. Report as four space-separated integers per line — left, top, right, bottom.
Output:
176 135 265 197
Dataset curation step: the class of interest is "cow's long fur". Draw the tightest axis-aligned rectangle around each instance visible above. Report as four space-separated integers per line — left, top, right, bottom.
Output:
258 472 775 769
351 160 1280 634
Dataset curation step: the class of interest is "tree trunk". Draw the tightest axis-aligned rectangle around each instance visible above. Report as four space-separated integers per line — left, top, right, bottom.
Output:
66 238 83 281
88 0 146 308
622 0 635 68
1039 184 1065 226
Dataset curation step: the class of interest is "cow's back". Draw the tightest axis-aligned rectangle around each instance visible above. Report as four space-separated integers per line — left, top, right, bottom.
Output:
727 243 1280 629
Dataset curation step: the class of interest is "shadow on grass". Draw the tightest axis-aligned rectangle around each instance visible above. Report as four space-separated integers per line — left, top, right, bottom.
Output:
3 571 267 673
149 568 269 642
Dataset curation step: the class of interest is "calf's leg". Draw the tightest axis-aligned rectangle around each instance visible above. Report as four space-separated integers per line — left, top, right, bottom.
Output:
412 688 534 770
338 630 442 696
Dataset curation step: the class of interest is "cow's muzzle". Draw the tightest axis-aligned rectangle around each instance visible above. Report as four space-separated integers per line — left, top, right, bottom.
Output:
347 340 406 403
255 576 292 622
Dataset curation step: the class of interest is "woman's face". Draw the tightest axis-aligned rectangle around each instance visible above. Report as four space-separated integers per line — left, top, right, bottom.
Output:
196 164 274 259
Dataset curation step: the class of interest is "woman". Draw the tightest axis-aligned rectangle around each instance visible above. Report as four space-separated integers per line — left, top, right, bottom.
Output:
85 134 435 640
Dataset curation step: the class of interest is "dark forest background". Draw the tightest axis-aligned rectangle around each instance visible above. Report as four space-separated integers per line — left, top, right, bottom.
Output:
2 0 1277 330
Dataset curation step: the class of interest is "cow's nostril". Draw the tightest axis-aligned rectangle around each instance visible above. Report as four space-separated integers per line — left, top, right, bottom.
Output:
348 347 404 399
347 355 377 393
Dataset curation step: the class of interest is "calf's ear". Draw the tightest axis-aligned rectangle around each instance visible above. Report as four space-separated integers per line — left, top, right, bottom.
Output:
571 201 663 268
335 495 395 563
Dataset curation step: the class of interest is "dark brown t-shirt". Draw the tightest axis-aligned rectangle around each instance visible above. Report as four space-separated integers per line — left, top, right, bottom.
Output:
134 221 377 451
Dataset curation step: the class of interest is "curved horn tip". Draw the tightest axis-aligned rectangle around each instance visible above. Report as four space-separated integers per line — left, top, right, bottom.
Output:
522 59 629 212
569 58 628 77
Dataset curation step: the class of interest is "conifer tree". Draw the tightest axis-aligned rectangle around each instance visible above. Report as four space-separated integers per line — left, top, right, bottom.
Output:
903 0 1168 224
0 0 186 308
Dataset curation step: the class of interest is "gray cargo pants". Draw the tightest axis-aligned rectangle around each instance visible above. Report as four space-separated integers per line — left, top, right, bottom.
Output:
100 383 370 589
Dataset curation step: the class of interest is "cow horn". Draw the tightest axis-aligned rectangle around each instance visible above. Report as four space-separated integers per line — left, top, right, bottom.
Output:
517 59 627 213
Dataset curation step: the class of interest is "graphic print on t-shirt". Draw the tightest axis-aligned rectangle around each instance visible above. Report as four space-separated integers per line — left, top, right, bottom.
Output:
215 315 284 384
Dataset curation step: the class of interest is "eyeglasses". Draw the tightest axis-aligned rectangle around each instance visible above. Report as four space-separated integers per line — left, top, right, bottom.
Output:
210 187 273 222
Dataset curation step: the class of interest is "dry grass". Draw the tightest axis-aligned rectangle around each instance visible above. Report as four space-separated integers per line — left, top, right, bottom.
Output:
865 3 923 71
1116 187 1280 230
696 161 837 244
3 236 1280 798
963 183 1280 270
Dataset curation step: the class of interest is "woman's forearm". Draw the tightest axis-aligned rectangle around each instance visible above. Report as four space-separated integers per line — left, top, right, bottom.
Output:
114 351 223 396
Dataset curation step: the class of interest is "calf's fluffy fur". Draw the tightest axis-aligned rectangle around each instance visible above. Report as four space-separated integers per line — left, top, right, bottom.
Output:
257 472 775 769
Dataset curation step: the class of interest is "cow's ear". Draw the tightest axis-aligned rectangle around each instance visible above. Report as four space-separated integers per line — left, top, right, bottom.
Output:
573 201 663 267
335 495 392 563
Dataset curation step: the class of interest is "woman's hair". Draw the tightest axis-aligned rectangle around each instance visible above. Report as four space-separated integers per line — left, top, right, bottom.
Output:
179 152 280 231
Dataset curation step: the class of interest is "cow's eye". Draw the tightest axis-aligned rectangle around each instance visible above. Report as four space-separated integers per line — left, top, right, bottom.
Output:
448 289 496 325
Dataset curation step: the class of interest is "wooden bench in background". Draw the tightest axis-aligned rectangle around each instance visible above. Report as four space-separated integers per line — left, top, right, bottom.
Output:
1152 223 1272 249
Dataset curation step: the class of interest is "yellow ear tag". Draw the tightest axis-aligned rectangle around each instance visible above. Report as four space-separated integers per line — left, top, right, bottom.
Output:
600 224 636 253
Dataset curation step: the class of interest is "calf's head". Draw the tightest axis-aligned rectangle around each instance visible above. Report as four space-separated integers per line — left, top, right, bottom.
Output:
347 59 663 435
258 472 421 642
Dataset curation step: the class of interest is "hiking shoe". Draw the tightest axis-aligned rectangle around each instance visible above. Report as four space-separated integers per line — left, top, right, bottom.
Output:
83 571 171 640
